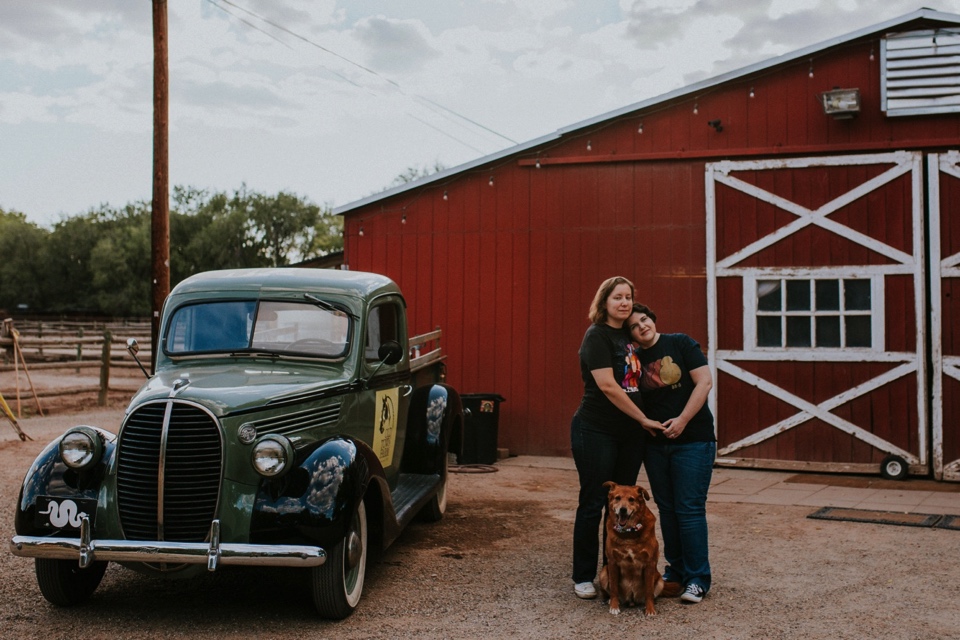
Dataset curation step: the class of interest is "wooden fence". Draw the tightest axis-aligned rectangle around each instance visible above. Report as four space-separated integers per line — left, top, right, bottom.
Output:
0 319 152 411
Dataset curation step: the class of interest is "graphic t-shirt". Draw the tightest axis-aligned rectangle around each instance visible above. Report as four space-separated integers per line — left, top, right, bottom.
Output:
576 323 644 429
638 333 716 444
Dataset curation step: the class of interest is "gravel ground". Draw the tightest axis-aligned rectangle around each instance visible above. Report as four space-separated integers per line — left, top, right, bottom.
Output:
2 407 959 640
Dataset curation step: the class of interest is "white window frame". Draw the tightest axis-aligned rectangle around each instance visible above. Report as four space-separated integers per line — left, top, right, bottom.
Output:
744 270 885 355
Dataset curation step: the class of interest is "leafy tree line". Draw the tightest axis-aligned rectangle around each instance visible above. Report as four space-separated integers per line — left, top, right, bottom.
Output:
0 186 342 317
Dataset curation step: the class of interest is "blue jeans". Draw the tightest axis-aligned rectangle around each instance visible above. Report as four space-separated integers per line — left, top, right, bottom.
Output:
570 413 645 583
644 440 716 592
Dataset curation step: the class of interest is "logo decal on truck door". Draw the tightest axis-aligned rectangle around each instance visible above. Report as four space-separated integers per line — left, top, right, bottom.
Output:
373 388 399 467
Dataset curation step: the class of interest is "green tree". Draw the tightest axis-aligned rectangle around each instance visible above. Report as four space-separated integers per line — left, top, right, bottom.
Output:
305 206 343 258
242 188 321 267
41 209 105 314
0 209 48 312
2 186 342 316
390 161 446 187
88 203 152 316
170 187 267 278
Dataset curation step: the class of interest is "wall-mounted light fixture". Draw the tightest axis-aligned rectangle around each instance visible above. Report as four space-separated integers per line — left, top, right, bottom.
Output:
708 119 723 132
820 87 860 119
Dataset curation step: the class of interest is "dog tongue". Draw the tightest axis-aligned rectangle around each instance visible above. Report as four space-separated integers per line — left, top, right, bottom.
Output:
617 515 629 527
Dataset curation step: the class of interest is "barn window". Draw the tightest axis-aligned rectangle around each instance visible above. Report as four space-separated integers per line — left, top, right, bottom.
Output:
882 28 960 116
753 277 876 350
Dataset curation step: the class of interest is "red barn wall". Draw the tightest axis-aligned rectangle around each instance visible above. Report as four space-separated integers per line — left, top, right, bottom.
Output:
342 37 960 457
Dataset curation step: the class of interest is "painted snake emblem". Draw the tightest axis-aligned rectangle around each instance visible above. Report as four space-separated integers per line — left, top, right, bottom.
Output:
38 499 87 528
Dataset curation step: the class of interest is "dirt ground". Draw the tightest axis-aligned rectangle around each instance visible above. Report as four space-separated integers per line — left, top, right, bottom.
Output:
1 388 959 639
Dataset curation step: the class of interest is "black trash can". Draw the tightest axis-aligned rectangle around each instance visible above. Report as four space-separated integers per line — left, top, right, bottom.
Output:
459 393 506 464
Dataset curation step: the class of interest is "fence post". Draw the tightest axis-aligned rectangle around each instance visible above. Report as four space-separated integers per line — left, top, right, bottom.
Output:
98 330 112 406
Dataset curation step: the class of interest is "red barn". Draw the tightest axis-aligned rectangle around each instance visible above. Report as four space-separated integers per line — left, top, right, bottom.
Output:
335 8 960 481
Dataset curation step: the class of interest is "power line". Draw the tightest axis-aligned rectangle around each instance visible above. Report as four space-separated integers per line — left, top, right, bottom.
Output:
206 0 517 148
405 114 486 155
205 1 294 51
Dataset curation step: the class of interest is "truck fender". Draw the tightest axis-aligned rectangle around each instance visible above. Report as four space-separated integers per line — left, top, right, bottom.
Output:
400 384 463 475
14 428 116 536
250 436 380 549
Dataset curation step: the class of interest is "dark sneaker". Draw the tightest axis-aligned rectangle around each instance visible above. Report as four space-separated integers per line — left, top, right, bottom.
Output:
680 583 705 603
661 580 684 598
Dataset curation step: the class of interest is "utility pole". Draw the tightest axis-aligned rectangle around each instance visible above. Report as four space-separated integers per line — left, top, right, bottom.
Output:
151 0 170 372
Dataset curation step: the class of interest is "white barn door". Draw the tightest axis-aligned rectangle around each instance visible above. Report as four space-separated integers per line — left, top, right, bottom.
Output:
706 151 928 476
929 151 960 481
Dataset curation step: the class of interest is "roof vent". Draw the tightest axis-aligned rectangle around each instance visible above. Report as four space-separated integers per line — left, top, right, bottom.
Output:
882 28 960 116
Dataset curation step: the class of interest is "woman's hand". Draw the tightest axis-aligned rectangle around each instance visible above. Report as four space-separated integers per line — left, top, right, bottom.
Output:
661 416 688 439
640 418 665 437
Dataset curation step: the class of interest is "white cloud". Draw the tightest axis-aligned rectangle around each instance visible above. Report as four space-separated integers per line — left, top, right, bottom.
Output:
5 0 960 226
769 0 822 20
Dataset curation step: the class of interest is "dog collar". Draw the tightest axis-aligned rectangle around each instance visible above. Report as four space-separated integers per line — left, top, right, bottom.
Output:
613 523 643 533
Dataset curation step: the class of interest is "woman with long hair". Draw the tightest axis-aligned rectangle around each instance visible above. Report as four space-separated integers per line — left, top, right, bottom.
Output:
571 276 662 599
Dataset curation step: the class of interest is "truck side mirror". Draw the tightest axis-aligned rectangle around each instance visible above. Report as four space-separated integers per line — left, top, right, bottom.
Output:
126 338 150 378
377 340 403 366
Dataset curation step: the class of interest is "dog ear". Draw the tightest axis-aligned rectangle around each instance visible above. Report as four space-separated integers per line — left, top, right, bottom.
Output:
640 487 651 501
603 480 617 492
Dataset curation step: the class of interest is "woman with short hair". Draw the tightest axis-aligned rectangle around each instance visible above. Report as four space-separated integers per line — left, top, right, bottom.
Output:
628 303 716 604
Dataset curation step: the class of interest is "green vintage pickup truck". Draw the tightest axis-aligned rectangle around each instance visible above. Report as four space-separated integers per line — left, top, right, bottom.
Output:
10 268 463 619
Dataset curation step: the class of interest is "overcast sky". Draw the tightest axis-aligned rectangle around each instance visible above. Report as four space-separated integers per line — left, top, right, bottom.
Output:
2 0 957 227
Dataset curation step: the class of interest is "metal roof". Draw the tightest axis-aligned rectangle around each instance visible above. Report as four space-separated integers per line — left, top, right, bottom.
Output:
334 7 960 216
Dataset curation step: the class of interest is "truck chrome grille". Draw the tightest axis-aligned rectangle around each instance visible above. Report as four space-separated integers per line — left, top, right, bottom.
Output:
117 402 223 542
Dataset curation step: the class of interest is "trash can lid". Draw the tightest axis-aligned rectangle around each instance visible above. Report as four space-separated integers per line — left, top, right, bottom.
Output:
460 393 506 402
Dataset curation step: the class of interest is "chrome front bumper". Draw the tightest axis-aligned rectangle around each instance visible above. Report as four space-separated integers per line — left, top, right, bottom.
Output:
10 517 326 571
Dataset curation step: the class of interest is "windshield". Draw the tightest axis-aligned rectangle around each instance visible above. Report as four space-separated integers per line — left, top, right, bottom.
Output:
165 299 351 357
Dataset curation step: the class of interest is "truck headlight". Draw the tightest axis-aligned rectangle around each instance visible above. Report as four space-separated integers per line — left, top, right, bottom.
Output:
59 426 103 470
251 435 294 478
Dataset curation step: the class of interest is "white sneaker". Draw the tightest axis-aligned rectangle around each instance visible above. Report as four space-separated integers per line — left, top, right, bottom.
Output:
574 581 597 599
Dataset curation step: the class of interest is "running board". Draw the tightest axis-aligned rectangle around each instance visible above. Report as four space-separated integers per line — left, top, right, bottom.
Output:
391 473 440 529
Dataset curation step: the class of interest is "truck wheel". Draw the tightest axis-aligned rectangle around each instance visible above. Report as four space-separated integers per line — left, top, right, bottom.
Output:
880 455 909 481
419 454 449 523
311 500 367 619
35 558 107 606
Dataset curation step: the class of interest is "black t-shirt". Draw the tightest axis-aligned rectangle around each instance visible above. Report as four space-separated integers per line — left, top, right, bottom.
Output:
576 323 644 429
638 333 716 443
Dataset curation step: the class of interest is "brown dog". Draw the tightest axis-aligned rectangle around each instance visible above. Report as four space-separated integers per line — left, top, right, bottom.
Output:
597 481 664 616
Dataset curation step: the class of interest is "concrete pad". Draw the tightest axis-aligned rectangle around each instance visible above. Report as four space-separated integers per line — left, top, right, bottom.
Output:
736 488 824 506
856 490 934 507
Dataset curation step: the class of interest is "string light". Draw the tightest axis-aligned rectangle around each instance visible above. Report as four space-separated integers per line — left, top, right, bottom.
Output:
637 122 643 134
869 46 875 61
586 139 592 151
808 59 814 78
535 158 541 168
358 227 365 237
693 102 699 115
401 214 407 224
749 86 755 98
443 190 448 200
489 176 494 186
